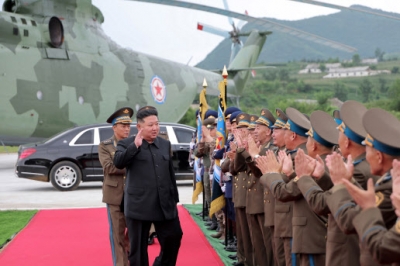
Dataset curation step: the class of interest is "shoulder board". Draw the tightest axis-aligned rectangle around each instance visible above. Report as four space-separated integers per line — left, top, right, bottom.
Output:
102 139 113 145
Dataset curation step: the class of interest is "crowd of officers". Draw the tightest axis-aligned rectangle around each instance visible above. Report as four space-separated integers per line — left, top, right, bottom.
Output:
190 101 400 266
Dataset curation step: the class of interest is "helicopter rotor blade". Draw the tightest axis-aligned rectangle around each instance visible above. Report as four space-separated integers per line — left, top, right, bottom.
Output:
197 22 231 38
127 0 357 53
222 0 235 27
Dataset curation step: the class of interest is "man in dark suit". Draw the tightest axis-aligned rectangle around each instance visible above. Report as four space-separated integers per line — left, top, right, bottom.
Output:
114 106 183 266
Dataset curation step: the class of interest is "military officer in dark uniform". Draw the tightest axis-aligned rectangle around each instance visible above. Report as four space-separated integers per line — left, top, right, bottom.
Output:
99 107 133 266
114 106 183 266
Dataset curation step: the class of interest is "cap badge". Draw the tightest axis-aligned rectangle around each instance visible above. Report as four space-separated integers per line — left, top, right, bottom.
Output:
123 109 129 114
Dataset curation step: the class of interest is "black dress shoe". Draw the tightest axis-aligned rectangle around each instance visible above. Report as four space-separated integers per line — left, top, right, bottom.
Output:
204 221 213 226
232 262 244 266
228 254 237 260
206 224 218 231
225 244 237 252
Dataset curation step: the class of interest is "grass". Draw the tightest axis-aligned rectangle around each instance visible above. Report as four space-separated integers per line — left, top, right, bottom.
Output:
0 210 37 248
0 146 19 154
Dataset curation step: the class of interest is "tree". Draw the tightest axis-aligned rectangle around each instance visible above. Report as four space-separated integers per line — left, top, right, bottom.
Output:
359 79 373 102
278 69 290 81
378 78 389 93
388 79 400 111
333 82 348 101
178 107 196 127
316 91 332 106
319 64 326 72
352 54 361 65
375 48 385 62
392 67 399 74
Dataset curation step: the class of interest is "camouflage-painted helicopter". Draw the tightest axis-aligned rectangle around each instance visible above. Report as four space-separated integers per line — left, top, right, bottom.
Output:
1 0 364 145
0 0 272 145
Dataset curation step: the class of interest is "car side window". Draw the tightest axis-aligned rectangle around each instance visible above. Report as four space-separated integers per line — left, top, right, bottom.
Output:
75 129 94 145
99 127 113 141
173 127 193 143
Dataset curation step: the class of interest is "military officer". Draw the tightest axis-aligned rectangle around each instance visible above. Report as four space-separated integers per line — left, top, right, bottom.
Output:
99 107 133 266
270 108 292 266
245 108 276 266
293 109 362 266
232 113 254 266
257 108 331 266
195 109 218 219
341 158 400 265
326 107 399 266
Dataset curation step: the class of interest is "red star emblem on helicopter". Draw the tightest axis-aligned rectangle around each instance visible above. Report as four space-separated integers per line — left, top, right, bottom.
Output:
150 76 166 104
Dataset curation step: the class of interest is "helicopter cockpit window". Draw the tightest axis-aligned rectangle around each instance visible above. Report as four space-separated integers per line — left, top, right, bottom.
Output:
48 17 64 48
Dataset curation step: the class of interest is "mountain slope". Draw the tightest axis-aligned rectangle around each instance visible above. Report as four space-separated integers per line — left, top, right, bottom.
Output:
196 5 400 69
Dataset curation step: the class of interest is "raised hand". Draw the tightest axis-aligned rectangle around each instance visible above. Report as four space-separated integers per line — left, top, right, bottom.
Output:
134 129 143 148
343 178 376 210
278 150 293 177
248 134 259 158
255 155 270 174
264 150 283 173
390 159 400 216
229 141 237 152
226 150 236 160
326 152 353 185
295 149 315 179
311 155 325 180
233 130 243 148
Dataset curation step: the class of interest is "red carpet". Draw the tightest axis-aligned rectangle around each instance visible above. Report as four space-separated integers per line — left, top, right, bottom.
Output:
0 206 223 266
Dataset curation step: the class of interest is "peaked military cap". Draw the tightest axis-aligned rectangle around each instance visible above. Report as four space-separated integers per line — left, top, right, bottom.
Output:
285 107 311 137
136 106 158 120
272 108 288 129
225 107 241 119
362 108 400 156
255 108 276 128
236 113 250 128
332 110 342 125
230 111 242 124
205 110 218 119
307 110 338 147
106 107 134 125
338 100 367 145
248 115 259 130
203 117 217 129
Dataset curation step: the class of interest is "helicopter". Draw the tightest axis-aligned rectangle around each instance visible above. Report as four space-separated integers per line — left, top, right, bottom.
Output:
0 0 270 145
4 0 385 146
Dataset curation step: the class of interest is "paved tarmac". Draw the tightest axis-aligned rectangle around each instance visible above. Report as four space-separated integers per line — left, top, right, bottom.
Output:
0 153 201 210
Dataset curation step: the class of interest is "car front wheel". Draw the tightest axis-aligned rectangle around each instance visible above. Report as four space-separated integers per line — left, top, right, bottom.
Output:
50 161 82 191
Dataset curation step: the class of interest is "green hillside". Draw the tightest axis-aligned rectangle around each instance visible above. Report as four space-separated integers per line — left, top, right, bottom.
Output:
180 59 400 127
196 5 400 68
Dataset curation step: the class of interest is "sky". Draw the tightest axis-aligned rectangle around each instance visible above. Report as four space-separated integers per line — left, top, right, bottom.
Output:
3 0 400 66
91 0 400 66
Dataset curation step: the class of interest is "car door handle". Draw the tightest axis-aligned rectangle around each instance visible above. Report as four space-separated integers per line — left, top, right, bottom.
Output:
179 146 188 150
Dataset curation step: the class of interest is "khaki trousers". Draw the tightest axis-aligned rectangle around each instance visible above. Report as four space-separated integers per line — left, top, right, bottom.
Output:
107 204 129 266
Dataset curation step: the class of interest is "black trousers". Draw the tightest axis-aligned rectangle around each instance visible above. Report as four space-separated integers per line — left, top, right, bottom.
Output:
126 216 183 266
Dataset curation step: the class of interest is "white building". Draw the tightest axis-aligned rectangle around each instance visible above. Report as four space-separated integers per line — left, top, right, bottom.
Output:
298 64 321 74
361 58 378 64
323 66 389 79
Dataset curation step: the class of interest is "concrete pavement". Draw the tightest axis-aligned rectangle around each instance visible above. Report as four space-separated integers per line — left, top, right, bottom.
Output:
0 153 201 210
